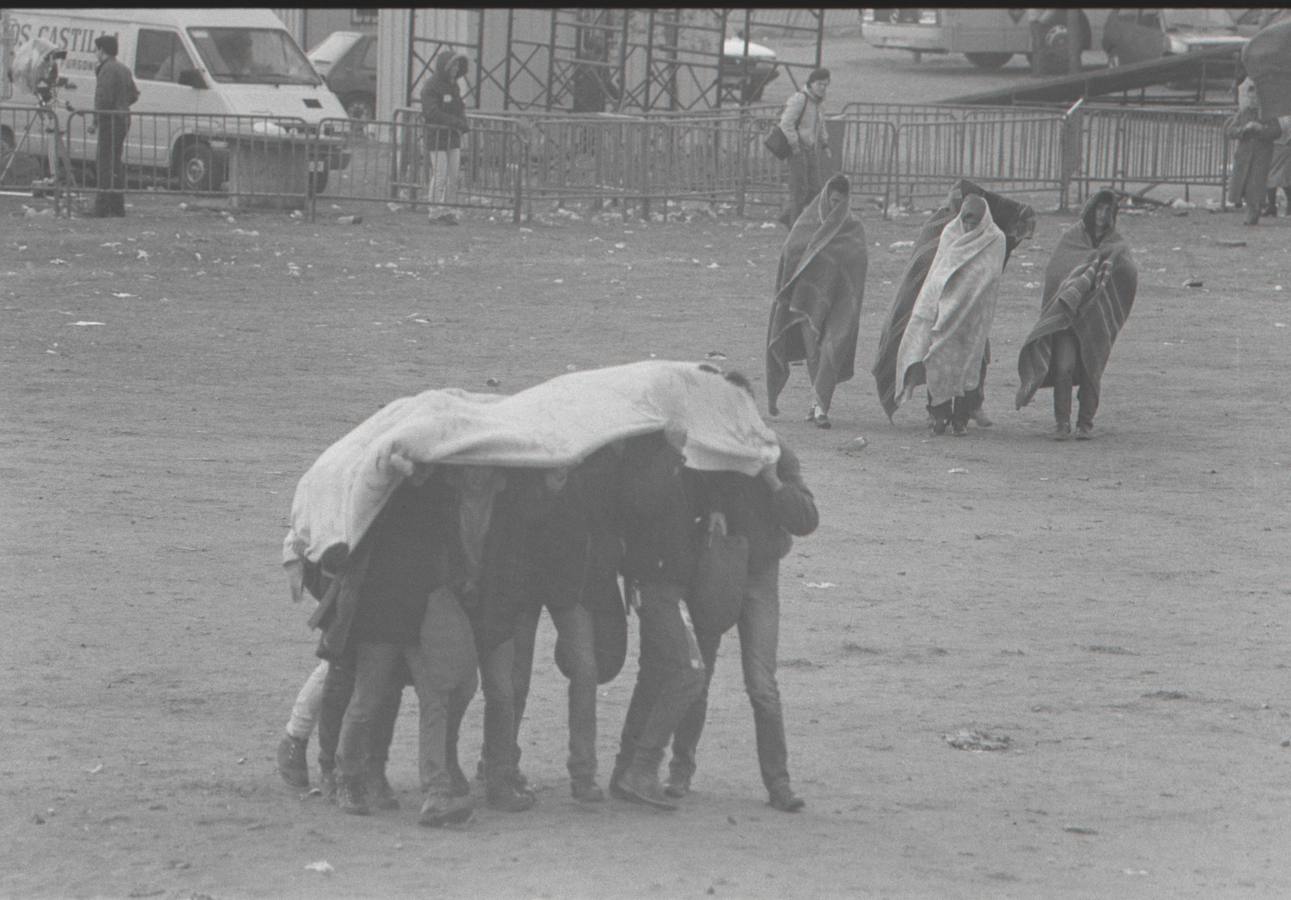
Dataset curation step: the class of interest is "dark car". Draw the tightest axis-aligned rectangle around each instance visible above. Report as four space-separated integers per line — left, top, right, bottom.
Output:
1101 8 1260 69
308 31 377 121
720 35 779 105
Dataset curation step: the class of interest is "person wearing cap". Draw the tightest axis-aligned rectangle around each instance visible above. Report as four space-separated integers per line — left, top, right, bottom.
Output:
90 34 139 218
776 66 831 228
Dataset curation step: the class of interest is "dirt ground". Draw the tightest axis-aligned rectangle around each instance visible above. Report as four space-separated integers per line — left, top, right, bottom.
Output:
2 178 1289 900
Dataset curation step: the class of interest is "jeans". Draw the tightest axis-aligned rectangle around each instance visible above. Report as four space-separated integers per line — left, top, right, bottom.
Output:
784 145 823 227
453 637 519 785
616 582 706 773
315 654 402 773
285 660 328 741
512 601 600 784
428 147 461 214
669 564 791 793
1051 329 1097 427
336 588 477 796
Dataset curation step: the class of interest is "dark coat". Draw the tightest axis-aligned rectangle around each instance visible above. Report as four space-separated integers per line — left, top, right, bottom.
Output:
420 51 470 151
527 444 624 613
618 432 708 588
708 442 818 573
94 56 139 129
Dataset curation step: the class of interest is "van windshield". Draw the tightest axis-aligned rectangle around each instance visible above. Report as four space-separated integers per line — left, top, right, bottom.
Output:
188 27 321 85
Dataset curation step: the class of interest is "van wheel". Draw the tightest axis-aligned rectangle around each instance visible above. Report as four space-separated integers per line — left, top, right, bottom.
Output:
965 52 1013 70
178 141 225 192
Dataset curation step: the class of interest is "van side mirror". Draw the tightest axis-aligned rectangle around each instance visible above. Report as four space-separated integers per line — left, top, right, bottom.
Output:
177 69 207 89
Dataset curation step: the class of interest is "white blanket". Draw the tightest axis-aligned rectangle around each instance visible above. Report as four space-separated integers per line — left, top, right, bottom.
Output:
282 361 780 579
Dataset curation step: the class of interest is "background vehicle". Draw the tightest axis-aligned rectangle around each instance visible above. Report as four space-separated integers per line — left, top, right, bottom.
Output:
719 34 779 104
863 8 1046 69
307 31 376 122
2 8 349 193
1102 8 1261 69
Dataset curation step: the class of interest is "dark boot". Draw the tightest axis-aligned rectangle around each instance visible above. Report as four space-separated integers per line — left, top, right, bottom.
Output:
617 760 677 811
276 734 309 788
336 774 370 815
418 792 473 827
768 782 805 813
365 766 400 810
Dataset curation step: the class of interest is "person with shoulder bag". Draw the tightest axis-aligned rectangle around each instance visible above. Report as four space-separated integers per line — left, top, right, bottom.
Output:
665 373 819 813
776 67 832 229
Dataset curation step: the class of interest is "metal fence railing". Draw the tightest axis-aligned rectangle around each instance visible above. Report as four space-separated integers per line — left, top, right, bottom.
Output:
0 100 1239 220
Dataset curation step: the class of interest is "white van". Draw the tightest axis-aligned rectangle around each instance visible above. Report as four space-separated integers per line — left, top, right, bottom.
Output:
2 8 350 192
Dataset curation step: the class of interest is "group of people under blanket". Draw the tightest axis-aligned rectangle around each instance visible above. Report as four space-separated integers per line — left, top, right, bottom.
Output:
768 175 1138 441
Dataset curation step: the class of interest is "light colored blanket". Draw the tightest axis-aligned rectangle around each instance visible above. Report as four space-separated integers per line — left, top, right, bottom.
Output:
893 202 1006 410
282 360 780 592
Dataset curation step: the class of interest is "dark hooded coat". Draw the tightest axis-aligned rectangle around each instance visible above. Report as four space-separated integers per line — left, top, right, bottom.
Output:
420 50 470 151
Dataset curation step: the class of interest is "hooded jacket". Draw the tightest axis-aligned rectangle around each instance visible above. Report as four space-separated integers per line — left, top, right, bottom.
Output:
420 51 470 151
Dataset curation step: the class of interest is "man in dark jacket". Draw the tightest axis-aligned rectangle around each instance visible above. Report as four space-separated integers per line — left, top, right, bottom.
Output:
419 50 470 225
332 471 477 827
610 432 709 810
90 34 139 217
511 445 626 803
665 407 818 812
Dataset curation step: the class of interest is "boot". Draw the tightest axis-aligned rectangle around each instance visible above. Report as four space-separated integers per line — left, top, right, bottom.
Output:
365 766 400 810
1053 420 1072 441
336 774 370 816
418 792 474 827
608 759 631 801
486 778 537 812
768 783 805 813
276 734 309 788
617 761 678 811
664 771 691 799
571 779 605 803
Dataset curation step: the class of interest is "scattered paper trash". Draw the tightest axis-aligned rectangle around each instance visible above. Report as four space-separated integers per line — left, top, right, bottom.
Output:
944 730 1010 752
87 763 104 774
805 581 836 589
614 242 626 249
337 215 363 225
304 861 334 875
111 292 135 298
71 321 105 327
1215 239 1246 248
948 467 968 475
1184 280 1203 288
840 436 868 455
889 240 914 249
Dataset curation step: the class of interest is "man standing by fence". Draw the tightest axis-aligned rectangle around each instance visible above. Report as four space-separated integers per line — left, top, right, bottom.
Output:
421 50 471 226
89 35 139 218
777 67 831 229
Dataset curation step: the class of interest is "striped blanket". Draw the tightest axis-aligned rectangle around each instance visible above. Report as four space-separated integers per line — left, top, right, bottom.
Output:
1015 192 1139 410
766 176 868 416
872 180 1035 419
892 198 1006 411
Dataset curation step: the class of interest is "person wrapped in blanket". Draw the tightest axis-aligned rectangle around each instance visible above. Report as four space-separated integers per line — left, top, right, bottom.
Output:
872 180 1035 430
889 194 1006 436
1015 191 1138 441
766 174 868 429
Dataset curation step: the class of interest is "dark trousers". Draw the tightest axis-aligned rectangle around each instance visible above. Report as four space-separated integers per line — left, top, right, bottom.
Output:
782 145 822 227
928 388 982 429
95 115 128 217
316 653 403 773
616 582 706 773
669 564 791 793
1051 329 1097 426
512 601 600 785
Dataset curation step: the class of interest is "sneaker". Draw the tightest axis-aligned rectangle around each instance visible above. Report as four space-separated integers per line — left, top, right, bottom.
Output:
366 769 400 811
813 412 832 430
768 784 805 813
336 775 370 816
418 793 474 827
1053 421 1072 441
608 761 631 801
1075 422 1093 441
319 767 338 803
486 781 537 812
276 735 309 789
663 774 690 799
617 766 678 811
571 780 605 803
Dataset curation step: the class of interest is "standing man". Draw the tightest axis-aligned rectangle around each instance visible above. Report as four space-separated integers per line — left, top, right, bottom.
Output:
420 50 471 226
777 67 831 228
610 432 708 810
90 34 139 218
666 396 818 813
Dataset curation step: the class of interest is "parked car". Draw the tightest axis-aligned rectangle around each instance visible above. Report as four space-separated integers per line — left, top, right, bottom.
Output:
1101 8 1261 68
720 34 779 104
308 31 376 121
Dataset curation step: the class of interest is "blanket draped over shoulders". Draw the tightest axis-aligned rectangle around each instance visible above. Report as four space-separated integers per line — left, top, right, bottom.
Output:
765 176 868 416
892 196 1006 410
1015 191 1139 410
871 179 1035 419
